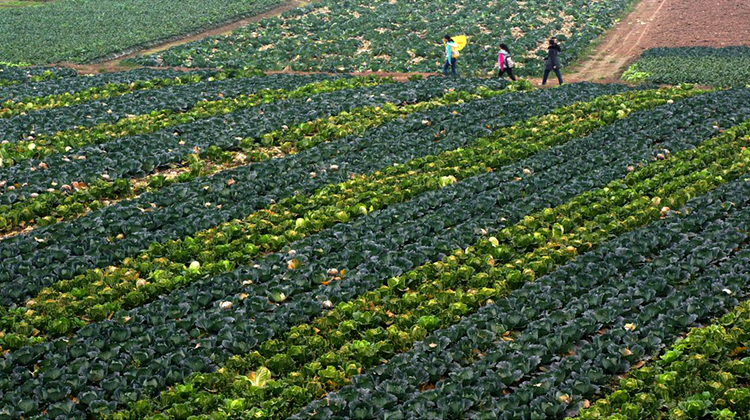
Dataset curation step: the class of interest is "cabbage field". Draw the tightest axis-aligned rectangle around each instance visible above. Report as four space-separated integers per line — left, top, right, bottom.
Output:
0 65 78 88
2 67 750 420
0 0 285 64
134 0 632 75
623 47 750 88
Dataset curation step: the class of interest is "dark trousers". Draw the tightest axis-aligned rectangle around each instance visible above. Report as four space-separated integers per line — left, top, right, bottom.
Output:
443 58 457 77
542 68 563 85
498 67 516 81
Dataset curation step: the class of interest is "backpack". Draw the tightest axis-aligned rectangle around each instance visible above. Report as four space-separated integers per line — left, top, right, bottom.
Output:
451 43 460 58
505 55 514 68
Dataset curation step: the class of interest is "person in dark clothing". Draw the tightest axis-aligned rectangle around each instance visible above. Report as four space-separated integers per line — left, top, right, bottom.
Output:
497 43 517 81
542 38 564 85
443 35 458 77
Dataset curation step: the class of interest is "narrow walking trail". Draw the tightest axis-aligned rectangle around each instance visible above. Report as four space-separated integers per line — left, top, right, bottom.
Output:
568 0 669 82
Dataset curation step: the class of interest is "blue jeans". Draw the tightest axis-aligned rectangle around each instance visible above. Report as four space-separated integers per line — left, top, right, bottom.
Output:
542 67 563 85
443 58 457 77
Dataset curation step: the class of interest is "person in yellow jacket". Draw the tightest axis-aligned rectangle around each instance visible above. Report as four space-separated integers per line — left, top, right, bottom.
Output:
443 35 458 77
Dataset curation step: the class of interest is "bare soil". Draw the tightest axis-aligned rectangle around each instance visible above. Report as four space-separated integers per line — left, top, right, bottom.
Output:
561 0 750 83
644 0 750 49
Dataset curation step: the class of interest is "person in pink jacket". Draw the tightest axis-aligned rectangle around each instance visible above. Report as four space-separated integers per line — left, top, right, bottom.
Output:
497 43 516 81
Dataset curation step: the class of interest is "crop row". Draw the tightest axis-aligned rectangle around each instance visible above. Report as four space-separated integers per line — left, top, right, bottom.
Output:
0 72 323 147
119 114 750 419
0 68 215 104
1 85 737 418
0 84 674 417
306 184 750 420
293 170 750 419
0 77 520 305
0 74 359 206
624 47 750 88
400 147 750 419
136 0 631 75
0 75 498 199
0 69 258 119
0 81 612 308
0 75 379 167
0 82 518 236
0 65 77 88
416 204 750 420
0 84 686 350
0 71 65 89
575 300 750 419
0 82 560 344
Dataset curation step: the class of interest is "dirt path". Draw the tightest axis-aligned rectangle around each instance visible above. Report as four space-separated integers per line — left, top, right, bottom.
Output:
559 0 750 83
55 0 313 74
566 0 669 82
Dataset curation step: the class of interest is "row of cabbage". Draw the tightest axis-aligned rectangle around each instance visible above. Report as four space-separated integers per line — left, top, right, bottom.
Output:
297 165 750 420
576 298 750 419
0 77 545 348
0 65 77 88
0 67 228 104
0 76 527 304
0 76 512 236
0 71 377 231
0 78 645 416
0 73 369 167
1 83 676 353
7 78 624 352
4 80 750 418
133 0 632 75
109 91 750 420
0 72 544 417
623 47 750 88
3 69 750 419
2 73 586 350
0 0 285 64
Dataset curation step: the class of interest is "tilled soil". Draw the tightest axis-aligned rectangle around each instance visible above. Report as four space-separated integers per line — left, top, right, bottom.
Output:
644 0 750 49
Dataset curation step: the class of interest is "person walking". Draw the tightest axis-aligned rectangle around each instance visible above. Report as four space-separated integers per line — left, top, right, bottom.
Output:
443 35 458 77
496 43 516 81
542 38 564 85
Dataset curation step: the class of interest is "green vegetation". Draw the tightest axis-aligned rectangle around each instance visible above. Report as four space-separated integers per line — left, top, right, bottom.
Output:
134 0 633 75
0 0 285 64
0 0 47 9
2 61 750 420
0 63 76 86
624 47 750 87
576 298 750 419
